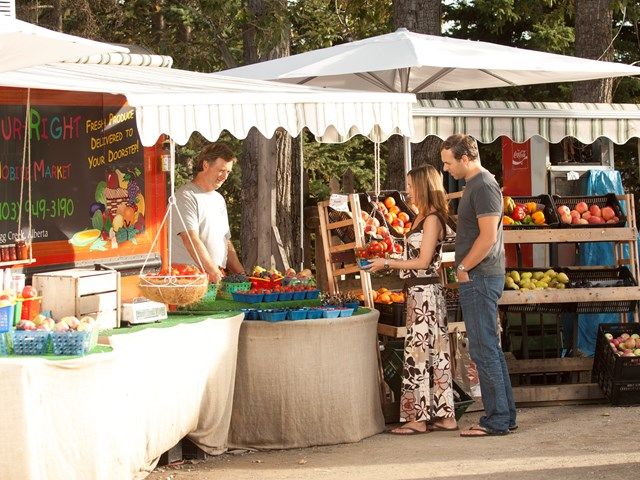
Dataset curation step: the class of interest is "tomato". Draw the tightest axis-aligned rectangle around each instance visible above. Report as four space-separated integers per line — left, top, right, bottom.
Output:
21 285 37 299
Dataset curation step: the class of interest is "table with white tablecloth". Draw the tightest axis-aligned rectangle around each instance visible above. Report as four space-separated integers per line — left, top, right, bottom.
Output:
0 313 243 480
228 309 385 450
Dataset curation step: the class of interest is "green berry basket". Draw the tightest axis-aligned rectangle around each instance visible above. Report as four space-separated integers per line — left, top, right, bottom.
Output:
219 281 252 300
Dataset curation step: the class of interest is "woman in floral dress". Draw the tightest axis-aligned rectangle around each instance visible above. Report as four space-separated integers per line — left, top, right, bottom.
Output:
366 164 456 435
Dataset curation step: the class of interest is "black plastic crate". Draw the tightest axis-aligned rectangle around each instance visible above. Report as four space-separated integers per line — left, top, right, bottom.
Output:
501 267 567 313
368 190 416 239
504 194 560 229
552 193 627 228
502 267 638 314
368 190 417 222
376 300 406 327
562 267 637 314
593 323 640 382
597 370 640 406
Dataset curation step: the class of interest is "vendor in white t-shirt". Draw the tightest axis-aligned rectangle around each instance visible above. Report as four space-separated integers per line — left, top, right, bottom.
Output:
171 143 245 283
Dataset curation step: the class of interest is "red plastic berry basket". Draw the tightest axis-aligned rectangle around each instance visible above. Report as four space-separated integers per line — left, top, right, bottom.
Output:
249 275 284 290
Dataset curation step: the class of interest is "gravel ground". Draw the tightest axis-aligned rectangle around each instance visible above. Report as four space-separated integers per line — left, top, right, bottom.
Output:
146 404 640 480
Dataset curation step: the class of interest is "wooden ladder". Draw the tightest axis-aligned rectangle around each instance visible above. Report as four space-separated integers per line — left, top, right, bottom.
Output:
317 194 374 308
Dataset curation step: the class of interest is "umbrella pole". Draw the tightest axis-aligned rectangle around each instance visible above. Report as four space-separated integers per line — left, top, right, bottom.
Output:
403 135 412 189
299 133 304 271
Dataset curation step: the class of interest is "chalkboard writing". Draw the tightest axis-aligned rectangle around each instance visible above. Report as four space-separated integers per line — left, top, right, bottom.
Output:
0 104 146 250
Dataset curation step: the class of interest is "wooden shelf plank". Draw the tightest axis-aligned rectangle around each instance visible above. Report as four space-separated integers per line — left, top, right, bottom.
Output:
506 357 593 374
499 286 640 305
504 227 636 244
328 242 356 253
0 259 36 268
327 218 354 230
377 323 406 338
512 383 604 404
378 321 465 338
333 265 360 276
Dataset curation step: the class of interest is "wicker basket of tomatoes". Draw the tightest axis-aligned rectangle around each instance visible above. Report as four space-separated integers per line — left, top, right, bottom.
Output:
139 264 208 306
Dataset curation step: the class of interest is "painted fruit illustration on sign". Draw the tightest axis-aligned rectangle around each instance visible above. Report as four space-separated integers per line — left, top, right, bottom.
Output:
69 167 145 251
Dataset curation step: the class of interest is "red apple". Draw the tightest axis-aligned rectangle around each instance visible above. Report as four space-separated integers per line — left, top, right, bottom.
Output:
588 215 604 224
601 206 615 221
577 219 589 225
575 201 589 214
557 205 571 216
570 210 581 221
581 211 591 220
589 205 601 217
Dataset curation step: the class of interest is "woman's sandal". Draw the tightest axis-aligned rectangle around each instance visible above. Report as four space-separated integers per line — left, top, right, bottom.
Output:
386 422 429 435
428 422 459 432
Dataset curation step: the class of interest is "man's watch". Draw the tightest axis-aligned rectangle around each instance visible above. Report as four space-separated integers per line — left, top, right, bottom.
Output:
457 263 467 273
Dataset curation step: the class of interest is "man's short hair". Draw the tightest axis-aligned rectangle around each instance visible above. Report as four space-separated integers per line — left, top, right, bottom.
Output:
440 134 479 161
196 143 236 172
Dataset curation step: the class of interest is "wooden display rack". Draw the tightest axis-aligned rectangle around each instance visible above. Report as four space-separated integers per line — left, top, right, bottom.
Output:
500 193 639 404
317 194 374 307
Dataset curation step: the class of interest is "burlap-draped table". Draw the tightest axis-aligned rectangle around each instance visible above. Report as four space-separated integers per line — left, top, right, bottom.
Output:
228 309 385 450
0 313 243 480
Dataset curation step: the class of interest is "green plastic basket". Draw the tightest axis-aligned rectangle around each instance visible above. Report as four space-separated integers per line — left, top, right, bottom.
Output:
219 281 252 300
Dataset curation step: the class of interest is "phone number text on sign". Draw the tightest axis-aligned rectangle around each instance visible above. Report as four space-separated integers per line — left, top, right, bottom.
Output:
0 197 75 221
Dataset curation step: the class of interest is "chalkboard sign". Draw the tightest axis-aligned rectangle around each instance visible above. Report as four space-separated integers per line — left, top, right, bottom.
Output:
0 103 146 251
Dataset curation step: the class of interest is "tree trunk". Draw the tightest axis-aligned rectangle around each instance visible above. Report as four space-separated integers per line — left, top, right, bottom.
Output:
240 0 294 271
572 0 613 103
387 0 443 190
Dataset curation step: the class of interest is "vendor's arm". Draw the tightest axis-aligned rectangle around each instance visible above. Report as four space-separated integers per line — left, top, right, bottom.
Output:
179 230 223 283
456 214 500 283
225 239 245 274
366 215 441 272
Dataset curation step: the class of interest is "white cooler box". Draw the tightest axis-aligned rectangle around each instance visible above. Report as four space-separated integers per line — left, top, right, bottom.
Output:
32 268 121 329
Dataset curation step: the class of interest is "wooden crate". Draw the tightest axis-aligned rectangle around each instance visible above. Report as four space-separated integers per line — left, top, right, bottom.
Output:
32 268 121 329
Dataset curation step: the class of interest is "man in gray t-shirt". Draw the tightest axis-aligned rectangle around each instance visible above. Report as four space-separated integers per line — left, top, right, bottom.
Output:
455 169 505 275
441 134 516 437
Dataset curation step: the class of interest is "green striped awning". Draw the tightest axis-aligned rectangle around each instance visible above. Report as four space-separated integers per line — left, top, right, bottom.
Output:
412 99 640 144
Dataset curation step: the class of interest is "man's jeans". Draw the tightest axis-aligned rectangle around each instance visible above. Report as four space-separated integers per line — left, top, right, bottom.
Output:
459 273 516 432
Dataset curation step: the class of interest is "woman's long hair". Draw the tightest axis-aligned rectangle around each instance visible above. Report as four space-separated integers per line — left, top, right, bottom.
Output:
408 164 449 223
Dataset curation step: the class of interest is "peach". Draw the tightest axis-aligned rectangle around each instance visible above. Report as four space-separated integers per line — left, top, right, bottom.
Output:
570 210 581 221
587 215 604 224
589 204 601 217
559 212 572 224
557 205 571 216
575 201 589 214
601 206 615 221
581 211 591 220
578 218 589 225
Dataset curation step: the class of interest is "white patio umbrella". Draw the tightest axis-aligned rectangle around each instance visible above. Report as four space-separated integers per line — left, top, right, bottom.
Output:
0 16 128 72
222 28 640 174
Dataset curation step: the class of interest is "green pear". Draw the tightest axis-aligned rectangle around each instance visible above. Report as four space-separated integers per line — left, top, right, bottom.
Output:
532 271 544 281
556 272 569 284
509 270 521 282
521 272 533 280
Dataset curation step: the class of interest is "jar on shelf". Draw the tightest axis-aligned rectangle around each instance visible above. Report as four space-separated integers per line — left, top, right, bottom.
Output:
15 239 28 260
7 244 16 262
0 245 8 262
